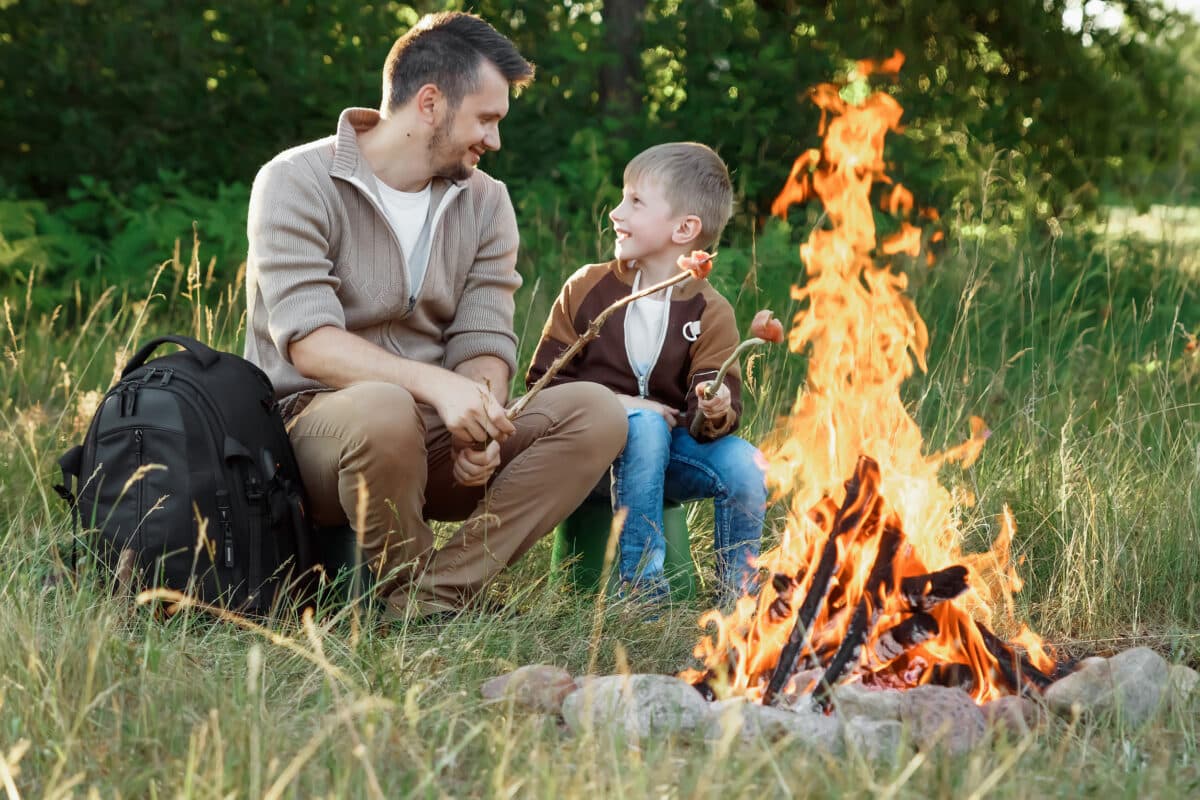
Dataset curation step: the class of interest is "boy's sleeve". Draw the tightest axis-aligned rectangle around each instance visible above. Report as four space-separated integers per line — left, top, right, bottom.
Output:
685 296 743 442
525 267 586 390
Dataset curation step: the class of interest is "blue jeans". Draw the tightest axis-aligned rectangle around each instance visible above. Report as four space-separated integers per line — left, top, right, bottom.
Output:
612 409 767 602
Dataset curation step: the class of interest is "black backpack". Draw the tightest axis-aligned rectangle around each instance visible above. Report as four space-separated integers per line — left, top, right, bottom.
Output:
54 335 315 614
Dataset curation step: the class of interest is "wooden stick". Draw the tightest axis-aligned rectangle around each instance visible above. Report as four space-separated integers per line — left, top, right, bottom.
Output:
508 254 716 420
687 337 767 437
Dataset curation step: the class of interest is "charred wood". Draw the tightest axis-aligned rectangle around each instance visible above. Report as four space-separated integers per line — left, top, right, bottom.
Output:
768 572 796 623
974 620 1055 694
928 662 976 692
763 456 881 705
691 677 717 702
900 566 969 611
873 611 939 663
812 525 903 711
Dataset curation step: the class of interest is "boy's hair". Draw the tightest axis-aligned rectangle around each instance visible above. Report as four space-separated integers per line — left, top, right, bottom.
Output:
382 12 535 114
624 142 733 250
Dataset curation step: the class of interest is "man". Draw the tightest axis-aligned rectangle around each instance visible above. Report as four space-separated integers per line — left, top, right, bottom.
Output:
244 12 626 618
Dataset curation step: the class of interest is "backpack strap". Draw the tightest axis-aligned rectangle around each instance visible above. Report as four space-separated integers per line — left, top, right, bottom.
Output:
54 445 84 572
54 445 82 506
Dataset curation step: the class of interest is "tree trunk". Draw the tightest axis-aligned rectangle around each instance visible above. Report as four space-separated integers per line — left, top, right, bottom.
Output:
600 0 646 119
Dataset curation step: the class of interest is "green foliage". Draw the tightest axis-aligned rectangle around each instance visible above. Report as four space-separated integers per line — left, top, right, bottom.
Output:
2 0 1196 228
0 172 249 312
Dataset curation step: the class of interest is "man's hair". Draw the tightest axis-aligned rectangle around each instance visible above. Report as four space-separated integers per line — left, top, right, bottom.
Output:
624 142 734 250
382 12 535 113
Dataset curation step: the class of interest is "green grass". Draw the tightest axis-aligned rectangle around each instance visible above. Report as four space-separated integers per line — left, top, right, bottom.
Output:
1 215 1198 796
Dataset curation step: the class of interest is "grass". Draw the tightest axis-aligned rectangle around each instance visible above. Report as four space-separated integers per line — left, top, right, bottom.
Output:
1 209 1199 797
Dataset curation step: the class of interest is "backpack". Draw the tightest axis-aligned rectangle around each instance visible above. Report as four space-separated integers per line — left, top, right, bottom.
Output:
54 335 315 614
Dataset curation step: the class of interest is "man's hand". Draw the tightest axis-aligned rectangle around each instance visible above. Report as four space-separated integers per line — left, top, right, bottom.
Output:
429 371 516 445
451 438 501 486
454 354 511 405
696 381 732 420
617 394 681 428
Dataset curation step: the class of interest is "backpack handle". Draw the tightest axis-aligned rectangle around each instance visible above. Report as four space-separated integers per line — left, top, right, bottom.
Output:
122 335 220 377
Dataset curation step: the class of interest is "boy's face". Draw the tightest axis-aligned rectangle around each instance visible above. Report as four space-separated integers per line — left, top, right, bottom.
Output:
609 176 687 264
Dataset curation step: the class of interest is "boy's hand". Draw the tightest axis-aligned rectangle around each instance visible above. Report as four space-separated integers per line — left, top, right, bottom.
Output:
696 381 732 420
451 438 502 486
617 394 680 428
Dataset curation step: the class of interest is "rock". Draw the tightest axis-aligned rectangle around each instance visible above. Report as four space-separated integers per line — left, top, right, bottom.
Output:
899 685 986 755
480 665 577 715
982 696 1041 738
1045 647 1169 728
829 682 904 723
1166 664 1199 712
843 718 905 762
561 674 710 740
704 697 842 754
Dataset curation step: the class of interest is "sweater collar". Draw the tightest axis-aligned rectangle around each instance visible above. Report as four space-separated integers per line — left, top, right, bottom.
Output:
329 107 457 201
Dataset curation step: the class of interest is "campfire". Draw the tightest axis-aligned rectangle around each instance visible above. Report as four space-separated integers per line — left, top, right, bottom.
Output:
679 53 1061 708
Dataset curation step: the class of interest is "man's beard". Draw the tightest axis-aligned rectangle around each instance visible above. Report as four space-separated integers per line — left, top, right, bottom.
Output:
428 112 473 182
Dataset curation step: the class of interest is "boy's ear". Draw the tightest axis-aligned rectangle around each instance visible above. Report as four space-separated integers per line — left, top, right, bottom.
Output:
672 215 704 246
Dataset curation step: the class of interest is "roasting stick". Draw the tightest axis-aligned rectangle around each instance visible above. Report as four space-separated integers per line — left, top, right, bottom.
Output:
688 309 785 438
508 252 718 420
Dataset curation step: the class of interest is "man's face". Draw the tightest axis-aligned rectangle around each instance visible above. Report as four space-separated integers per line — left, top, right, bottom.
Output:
609 176 682 263
429 60 510 181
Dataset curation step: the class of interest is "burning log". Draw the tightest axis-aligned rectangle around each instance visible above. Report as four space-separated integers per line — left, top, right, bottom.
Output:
873 612 939 663
811 522 903 711
974 621 1055 695
900 566 969 611
767 572 797 623
763 456 880 705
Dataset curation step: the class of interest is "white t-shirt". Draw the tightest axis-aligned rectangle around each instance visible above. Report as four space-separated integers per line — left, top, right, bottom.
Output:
626 295 670 377
375 177 432 291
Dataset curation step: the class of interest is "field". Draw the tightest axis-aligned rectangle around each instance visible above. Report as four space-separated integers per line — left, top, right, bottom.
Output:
1 207 1198 797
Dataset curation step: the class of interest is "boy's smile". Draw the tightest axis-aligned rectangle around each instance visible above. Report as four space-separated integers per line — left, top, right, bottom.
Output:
609 177 686 268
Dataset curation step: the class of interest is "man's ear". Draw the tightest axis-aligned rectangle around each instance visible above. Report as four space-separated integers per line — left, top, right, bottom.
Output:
414 83 443 126
672 215 704 246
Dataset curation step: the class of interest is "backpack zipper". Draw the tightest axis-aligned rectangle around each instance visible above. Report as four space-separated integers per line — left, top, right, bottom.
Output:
134 428 144 552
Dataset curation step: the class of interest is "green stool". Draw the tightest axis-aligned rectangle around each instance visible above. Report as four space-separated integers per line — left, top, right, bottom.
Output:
550 498 697 600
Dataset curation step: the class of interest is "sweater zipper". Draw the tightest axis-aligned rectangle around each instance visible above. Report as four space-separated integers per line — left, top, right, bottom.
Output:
346 175 461 316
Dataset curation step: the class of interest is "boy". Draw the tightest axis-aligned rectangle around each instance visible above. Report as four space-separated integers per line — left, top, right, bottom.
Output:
526 142 767 606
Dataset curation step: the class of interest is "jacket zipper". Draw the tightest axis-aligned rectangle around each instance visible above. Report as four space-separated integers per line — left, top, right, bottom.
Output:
623 271 674 398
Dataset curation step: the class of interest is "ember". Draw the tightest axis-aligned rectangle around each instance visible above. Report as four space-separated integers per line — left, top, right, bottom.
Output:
681 56 1060 707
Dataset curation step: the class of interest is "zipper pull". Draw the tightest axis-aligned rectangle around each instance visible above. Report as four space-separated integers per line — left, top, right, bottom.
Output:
135 428 144 459
216 490 234 568
407 295 416 314
638 374 649 398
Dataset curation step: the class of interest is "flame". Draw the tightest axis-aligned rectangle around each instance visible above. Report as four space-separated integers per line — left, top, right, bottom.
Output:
682 60 1053 705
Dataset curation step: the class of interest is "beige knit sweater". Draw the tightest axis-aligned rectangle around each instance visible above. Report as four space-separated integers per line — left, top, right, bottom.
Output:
244 107 522 406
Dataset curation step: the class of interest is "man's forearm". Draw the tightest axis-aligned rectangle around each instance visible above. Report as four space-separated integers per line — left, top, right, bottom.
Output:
288 325 453 405
454 354 511 404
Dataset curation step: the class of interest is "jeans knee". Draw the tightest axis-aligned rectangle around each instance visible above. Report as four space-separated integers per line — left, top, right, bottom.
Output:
623 409 673 459
716 446 768 511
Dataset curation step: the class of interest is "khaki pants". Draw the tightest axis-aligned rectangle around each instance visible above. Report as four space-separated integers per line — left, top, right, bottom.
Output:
287 381 627 616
